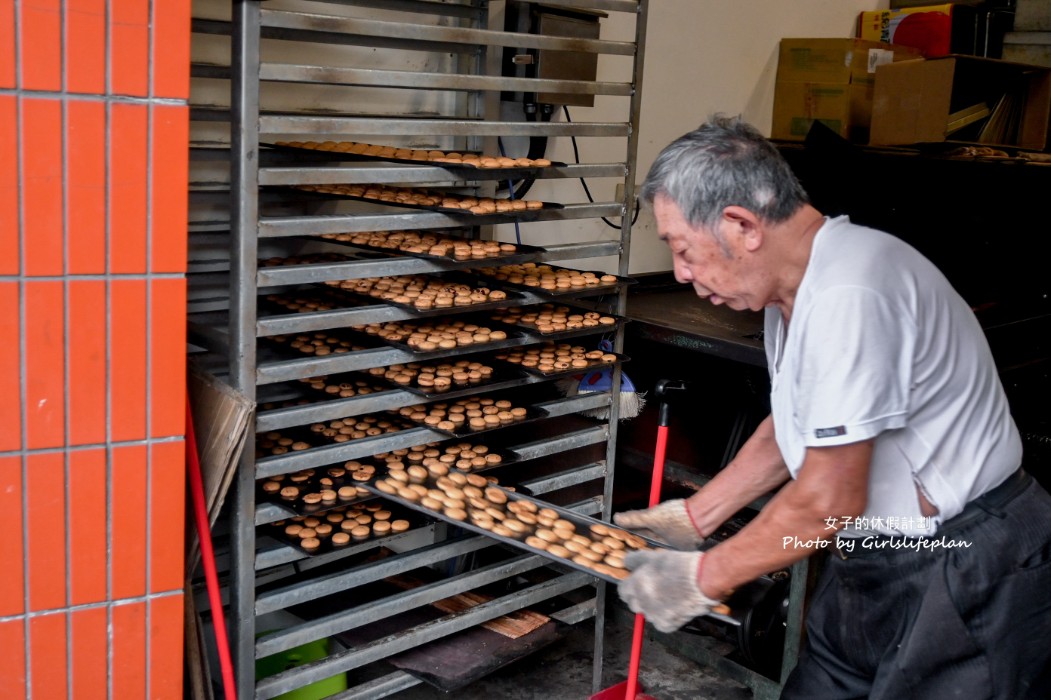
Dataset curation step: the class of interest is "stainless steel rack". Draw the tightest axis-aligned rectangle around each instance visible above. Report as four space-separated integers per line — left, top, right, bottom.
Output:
188 1 648 697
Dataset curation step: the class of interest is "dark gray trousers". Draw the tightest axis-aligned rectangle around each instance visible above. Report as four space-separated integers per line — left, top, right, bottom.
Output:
781 469 1051 700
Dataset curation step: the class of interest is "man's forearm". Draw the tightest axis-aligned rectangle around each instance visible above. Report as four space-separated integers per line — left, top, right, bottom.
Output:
699 440 873 600
686 415 790 537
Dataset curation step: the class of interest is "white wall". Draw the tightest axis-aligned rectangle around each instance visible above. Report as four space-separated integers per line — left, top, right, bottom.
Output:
562 0 889 275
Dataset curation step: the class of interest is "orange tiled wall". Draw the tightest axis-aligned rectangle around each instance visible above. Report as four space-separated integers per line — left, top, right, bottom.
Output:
1 1 190 698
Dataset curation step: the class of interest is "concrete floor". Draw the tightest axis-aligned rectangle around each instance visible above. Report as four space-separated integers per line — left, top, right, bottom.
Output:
390 604 756 700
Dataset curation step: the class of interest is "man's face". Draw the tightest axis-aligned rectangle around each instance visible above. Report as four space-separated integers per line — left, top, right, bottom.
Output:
654 196 762 312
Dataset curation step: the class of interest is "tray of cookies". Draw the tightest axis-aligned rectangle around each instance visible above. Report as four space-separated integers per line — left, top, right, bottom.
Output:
362 357 529 399
358 472 646 586
260 252 357 269
308 412 418 446
292 184 561 218
266 499 427 556
488 303 624 340
494 343 628 379
392 396 546 438
322 273 525 316
256 429 316 459
295 372 392 401
352 317 520 356
358 473 738 622
262 329 375 359
257 459 378 516
264 140 563 170
474 263 634 298
371 438 517 475
262 287 373 317
315 231 545 267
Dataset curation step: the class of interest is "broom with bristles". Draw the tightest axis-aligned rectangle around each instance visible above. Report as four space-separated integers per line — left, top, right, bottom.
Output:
558 339 646 420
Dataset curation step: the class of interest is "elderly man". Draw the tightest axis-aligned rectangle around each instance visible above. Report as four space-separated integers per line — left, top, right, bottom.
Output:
615 116 1051 699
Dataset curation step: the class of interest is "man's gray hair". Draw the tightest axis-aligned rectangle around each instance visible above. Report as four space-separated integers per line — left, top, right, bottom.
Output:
640 115 809 232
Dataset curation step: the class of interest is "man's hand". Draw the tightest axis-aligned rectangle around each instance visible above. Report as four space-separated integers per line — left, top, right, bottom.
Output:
618 549 721 633
613 499 705 550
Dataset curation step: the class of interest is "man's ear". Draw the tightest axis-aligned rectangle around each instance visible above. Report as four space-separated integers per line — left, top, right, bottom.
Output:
722 206 763 252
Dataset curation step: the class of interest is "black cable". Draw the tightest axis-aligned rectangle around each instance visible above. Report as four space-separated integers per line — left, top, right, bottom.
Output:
563 105 641 229
496 107 552 200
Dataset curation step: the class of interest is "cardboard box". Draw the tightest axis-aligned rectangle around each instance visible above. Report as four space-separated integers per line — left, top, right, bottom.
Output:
858 4 982 57
870 55 1051 149
772 38 923 142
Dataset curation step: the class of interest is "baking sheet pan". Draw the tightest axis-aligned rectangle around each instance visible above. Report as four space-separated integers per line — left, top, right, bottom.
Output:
287 185 564 218
262 141 566 169
500 351 631 380
365 322 525 357
316 233 546 268
387 365 532 400
322 277 528 318
358 476 741 625
488 306 626 342
397 404 548 439
266 502 429 556
476 264 635 299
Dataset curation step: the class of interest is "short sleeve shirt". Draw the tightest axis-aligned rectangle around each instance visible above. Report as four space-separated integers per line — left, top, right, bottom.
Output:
766 216 1022 536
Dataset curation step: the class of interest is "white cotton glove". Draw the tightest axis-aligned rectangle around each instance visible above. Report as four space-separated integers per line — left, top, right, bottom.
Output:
612 498 705 550
618 549 720 633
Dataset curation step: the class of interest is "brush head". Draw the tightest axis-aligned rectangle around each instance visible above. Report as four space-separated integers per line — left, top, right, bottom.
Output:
558 369 646 420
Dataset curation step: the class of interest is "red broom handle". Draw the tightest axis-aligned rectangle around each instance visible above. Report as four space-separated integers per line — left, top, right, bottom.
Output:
186 398 239 699
625 423 671 699
648 425 670 509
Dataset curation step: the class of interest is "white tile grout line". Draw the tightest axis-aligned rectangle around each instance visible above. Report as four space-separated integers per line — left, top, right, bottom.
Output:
14 1 29 693
104 4 114 696
0 273 186 280
0 88 185 106
144 2 155 695
0 589 184 625
61 1 73 691
0 436 185 460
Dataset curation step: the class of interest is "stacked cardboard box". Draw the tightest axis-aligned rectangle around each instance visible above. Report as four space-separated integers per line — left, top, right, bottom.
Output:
771 38 922 143
870 54 1051 149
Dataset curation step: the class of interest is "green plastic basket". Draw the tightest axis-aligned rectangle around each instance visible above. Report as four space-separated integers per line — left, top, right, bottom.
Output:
255 636 348 700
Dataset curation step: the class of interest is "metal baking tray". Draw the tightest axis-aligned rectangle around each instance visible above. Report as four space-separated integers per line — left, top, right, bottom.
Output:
293 370 395 402
500 351 631 380
488 306 627 342
357 473 741 624
397 403 549 439
354 476 696 599
255 427 319 459
265 502 429 557
351 478 637 585
476 264 636 299
261 142 566 169
365 323 525 358
369 436 520 474
257 479 373 518
384 364 532 401
260 327 377 360
286 185 564 218
322 278 528 318
261 286 373 317
316 234 546 268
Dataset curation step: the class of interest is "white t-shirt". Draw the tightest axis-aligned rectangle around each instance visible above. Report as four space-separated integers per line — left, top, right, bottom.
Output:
766 216 1022 536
